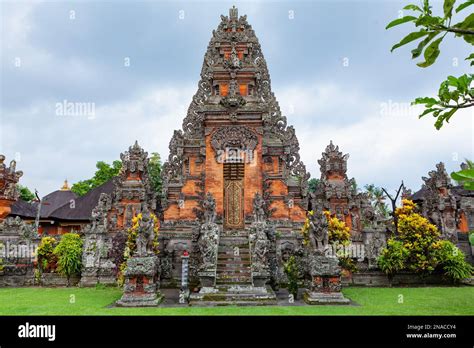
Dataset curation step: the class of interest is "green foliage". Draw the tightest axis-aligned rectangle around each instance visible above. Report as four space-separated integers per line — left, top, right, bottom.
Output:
387 0 474 129
412 74 474 129
364 184 390 218
378 239 409 276
338 256 358 273
37 237 58 272
283 256 299 299
71 160 122 196
433 240 473 281
378 200 473 281
71 152 163 197
469 231 474 245
148 152 162 196
53 233 83 284
308 178 320 193
451 159 474 190
17 185 35 202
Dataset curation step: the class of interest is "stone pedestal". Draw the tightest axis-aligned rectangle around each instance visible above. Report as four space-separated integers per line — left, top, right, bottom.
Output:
197 270 216 287
116 256 163 307
304 253 350 305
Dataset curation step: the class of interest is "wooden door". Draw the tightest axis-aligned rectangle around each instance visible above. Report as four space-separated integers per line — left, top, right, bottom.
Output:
223 163 245 229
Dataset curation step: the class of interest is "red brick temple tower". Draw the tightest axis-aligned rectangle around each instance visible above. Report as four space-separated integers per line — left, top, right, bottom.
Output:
159 7 309 303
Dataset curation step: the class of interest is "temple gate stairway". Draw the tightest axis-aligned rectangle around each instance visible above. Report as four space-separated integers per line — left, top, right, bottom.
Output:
189 229 277 306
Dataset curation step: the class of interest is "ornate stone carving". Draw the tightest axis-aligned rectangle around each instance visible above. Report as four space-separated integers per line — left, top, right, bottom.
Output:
116 255 163 307
308 210 329 254
304 253 350 305
210 126 257 163
198 222 219 271
252 192 266 223
134 205 156 257
0 155 23 217
249 222 270 274
80 141 157 287
162 6 308 198
421 162 459 242
202 192 216 224
91 193 111 230
365 231 386 269
0 216 36 240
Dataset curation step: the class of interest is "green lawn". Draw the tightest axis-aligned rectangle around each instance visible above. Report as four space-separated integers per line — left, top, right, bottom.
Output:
0 286 472 315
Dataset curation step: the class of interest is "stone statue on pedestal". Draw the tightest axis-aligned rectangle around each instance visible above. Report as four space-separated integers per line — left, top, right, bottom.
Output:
135 205 155 257
308 210 329 254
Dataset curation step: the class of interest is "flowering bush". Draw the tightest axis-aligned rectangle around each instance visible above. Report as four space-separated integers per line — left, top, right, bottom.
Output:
324 211 351 245
378 199 472 282
301 210 351 246
37 237 58 272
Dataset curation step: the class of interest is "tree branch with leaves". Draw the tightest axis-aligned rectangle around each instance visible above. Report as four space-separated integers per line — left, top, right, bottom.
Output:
387 0 474 129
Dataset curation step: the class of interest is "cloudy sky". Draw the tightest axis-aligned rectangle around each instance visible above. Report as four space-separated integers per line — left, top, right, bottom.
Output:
1 0 472 198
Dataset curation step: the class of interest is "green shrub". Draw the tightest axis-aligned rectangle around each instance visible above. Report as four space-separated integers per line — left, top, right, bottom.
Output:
283 256 299 299
469 231 474 246
378 239 408 277
378 200 473 282
37 237 58 272
338 255 357 273
434 240 473 282
53 233 83 286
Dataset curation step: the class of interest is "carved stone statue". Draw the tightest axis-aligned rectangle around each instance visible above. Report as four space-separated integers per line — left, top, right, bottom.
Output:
366 231 385 269
308 210 329 254
135 205 155 257
249 223 270 273
91 193 111 230
198 223 219 270
253 192 266 223
202 192 216 224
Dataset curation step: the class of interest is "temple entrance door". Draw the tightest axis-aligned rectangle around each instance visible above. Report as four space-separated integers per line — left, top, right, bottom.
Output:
223 163 245 230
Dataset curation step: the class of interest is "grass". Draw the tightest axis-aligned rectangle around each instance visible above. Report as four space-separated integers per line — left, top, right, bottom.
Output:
0 286 473 315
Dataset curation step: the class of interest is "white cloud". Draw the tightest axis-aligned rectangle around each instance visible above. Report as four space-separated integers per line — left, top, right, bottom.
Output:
276 83 474 192
1 85 194 196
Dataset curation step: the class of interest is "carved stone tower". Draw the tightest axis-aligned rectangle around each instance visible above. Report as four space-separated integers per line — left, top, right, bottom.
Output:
161 7 308 228
160 7 309 303
0 155 23 220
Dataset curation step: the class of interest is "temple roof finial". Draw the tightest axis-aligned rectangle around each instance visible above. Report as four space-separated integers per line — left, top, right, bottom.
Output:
229 5 238 20
60 179 70 191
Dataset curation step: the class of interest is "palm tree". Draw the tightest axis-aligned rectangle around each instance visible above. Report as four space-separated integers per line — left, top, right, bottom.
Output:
364 184 389 218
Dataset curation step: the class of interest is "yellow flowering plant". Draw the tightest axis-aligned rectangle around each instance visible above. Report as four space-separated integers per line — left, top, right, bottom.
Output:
379 199 472 281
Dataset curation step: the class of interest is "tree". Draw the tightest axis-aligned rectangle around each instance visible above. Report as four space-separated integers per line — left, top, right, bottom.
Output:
451 159 474 189
71 153 163 197
308 178 320 193
17 185 35 202
71 160 122 196
148 152 162 197
387 0 474 129
364 184 390 218
382 182 405 234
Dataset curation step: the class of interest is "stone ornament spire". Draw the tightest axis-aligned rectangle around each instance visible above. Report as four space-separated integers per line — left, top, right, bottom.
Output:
0 154 23 219
318 140 349 180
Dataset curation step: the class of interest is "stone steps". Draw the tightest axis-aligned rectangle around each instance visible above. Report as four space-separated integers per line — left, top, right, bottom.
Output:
189 285 277 306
